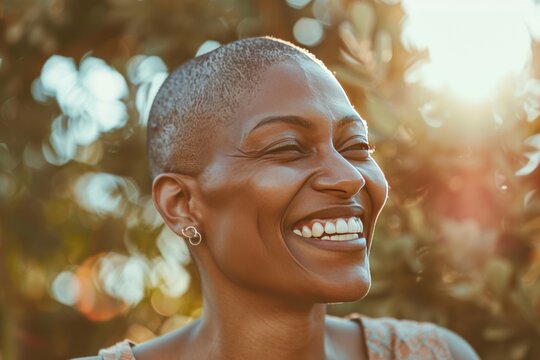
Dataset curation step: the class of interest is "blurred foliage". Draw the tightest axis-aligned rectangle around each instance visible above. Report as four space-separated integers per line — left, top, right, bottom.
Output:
1 0 540 359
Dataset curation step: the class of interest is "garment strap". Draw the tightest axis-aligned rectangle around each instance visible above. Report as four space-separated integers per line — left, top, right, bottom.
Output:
98 340 136 360
346 313 371 360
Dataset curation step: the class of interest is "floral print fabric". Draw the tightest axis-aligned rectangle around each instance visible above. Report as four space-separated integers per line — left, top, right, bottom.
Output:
348 313 453 360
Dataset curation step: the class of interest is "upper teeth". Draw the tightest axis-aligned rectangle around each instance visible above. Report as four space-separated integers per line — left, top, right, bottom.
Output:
293 217 364 240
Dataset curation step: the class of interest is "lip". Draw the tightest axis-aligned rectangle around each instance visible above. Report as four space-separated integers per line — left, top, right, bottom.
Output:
291 205 366 226
291 232 367 252
285 204 370 251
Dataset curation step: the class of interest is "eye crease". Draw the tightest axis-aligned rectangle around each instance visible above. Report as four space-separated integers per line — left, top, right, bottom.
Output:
341 142 375 153
337 132 374 155
265 141 305 153
236 134 374 159
233 138 305 158
264 139 375 155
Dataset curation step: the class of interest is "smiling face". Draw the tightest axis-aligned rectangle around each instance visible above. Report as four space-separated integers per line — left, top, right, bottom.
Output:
195 58 388 303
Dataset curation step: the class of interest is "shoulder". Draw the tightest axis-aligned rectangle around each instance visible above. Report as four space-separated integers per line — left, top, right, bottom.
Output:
70 339 136 360
354 314 479 360
132 320 200 359
436 326 480 360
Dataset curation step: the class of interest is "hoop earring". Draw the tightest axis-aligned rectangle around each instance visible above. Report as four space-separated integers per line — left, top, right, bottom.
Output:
181 226 202 246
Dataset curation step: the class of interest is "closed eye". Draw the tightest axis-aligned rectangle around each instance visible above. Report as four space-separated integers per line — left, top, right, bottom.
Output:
339 141 375 162
264 141 305 154
341 143 375 153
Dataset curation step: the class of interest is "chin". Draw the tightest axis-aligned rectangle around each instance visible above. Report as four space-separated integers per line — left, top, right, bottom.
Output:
311 270 372 304
336 280 371 303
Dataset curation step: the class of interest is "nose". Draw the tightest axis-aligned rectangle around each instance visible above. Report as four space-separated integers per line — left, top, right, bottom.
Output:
311 148 366 198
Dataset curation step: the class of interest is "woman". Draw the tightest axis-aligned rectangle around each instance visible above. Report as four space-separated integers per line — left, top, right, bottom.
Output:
78 37 479 359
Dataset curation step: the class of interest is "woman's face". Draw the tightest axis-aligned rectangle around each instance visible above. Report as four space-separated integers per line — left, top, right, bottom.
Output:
195 58 388 302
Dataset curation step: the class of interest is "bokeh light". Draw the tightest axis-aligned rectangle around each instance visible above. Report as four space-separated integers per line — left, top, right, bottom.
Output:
293 17 324 47
286 0 311 10
127 55 168 125
195 40 221 56
74 172 139 216
35 55 129 165
51 270 80 306
99 254 149 306
53 239 191 322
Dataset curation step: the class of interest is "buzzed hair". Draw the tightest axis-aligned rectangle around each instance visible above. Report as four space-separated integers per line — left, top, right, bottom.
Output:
147 36 326 179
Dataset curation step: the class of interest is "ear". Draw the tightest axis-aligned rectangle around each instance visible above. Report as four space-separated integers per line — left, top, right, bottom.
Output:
152 173 202 236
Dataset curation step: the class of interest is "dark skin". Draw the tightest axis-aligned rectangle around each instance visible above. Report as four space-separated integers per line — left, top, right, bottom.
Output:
138 58 387 360
75 57 479 359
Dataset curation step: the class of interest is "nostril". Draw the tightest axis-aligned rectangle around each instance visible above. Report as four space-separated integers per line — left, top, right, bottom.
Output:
312 168 365 197
310 148 366 197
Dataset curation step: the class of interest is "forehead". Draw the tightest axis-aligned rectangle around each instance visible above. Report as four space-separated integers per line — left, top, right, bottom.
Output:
234 58 366 136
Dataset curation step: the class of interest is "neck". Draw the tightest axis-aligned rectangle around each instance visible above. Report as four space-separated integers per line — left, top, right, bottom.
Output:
192 269 335 360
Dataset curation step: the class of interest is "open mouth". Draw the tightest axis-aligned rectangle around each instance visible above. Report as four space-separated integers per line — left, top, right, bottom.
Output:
292 217 364 241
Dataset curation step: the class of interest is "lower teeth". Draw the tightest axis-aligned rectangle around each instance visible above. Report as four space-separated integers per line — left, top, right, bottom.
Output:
319 233 359 241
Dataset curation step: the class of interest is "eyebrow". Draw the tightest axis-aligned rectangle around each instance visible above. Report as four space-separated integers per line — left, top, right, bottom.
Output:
334 115 366 131
247 114 366 135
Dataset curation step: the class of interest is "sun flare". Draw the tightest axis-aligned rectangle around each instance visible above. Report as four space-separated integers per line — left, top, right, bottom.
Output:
401 0 540 103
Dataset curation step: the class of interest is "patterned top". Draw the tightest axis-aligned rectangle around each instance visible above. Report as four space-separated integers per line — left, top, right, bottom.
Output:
98 314 453 360
347 313 453 360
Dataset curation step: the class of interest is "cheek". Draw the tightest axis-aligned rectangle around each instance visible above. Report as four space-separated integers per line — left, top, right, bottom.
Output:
362 160 388 214
198 162 306 283
202 162 304 213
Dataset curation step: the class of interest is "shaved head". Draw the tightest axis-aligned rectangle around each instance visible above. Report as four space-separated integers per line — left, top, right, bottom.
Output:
147 36 326 179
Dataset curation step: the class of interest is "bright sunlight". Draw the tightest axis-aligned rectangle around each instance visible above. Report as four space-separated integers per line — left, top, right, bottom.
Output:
401 0 540 103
